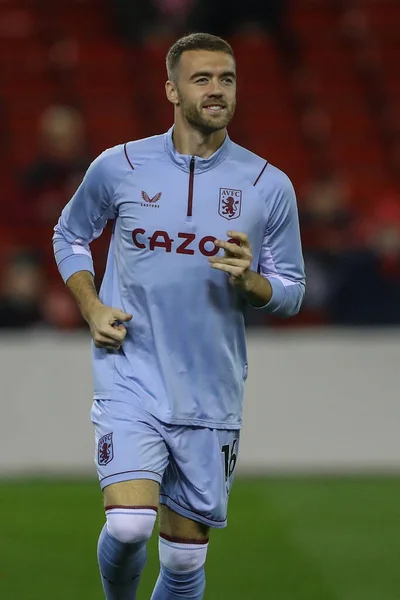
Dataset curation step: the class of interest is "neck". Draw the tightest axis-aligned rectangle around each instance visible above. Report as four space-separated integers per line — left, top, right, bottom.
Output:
172 117 226 159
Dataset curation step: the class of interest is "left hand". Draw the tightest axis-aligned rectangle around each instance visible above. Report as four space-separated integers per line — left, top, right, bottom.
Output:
209 231 253 286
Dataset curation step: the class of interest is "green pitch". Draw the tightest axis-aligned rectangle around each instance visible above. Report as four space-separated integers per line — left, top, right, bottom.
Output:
1 477 400 600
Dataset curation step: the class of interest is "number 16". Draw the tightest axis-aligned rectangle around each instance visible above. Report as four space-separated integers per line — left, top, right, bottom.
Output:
221 439 238 480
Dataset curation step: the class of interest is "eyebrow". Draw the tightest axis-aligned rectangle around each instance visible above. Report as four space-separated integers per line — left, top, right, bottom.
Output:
189 70 237 81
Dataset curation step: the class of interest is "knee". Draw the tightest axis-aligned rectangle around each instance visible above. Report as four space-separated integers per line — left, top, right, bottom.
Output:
159 535 209 572
106 508 157 544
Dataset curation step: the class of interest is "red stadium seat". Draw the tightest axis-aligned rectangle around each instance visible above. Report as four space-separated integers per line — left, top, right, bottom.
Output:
73 73 134 102
329 109 376 137
330 136 386 169
73 40 128 73
9 133 39 168
289 3 337 38
362 1 400 38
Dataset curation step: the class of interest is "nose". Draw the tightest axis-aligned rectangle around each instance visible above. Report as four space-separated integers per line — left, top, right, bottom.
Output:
208 78 224 96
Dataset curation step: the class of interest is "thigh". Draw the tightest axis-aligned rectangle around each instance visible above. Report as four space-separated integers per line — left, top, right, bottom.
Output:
104 479 160 510
160 427 240 529
159 504 210 542
91 399 169 492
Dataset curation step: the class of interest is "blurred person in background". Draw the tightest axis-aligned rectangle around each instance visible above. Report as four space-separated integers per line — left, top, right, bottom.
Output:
329 193 400 326
0 250 45 329
43 283 85 331
113 0 299 67
112 0 194 42
299 171 355 321
19 105 90 224
300 171 354 250
112 0 158 43
189 0 299 68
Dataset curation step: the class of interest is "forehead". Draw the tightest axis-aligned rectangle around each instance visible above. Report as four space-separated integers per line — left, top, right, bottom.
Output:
178 50 236 76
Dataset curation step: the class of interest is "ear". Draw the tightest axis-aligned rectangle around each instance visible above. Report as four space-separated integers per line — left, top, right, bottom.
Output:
165 80 179 106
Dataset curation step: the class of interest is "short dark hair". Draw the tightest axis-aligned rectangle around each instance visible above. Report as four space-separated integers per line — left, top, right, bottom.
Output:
166 33 235 81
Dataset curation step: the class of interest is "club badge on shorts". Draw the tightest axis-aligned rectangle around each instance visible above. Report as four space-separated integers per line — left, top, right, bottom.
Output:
218 188 242 220
98 432 114 466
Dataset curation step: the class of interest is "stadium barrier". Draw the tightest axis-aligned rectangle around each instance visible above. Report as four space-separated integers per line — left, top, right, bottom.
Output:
1 330 399 476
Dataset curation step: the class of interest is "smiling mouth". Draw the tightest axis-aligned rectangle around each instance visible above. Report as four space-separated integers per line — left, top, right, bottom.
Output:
203 105 226 112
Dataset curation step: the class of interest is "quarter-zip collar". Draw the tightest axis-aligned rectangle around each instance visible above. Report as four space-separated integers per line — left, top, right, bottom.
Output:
165 126 231 173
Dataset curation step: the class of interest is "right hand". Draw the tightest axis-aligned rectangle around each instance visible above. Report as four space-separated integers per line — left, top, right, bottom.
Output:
88 304 133 350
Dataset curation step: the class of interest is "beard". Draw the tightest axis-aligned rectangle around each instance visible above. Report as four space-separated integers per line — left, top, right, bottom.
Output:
177 91 236 134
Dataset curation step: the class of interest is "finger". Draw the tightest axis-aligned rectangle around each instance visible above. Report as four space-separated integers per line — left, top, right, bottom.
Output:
115 323 127 334
215 240 250 257
99 326 126 342
114 324 128 340
208 257 250 267
95 342 121 351
94 335 121 349
112 309 133 322
227 231 249 244
210 263 246 277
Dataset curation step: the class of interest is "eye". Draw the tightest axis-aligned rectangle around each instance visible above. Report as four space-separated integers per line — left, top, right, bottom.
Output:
195 77 208 84
222 77 234 85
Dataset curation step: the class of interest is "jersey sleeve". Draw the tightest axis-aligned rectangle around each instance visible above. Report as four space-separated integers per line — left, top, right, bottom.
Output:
257 174 305 317
52 150 121 283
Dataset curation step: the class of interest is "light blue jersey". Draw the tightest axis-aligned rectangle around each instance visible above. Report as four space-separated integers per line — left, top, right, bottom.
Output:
53 128 305 430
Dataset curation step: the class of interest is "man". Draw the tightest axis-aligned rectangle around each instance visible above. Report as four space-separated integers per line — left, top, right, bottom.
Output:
53 33 305 600
21 105 89 225
0 250 44 329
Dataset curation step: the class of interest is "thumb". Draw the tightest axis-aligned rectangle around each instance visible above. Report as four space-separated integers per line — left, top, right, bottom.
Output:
112 308 133 322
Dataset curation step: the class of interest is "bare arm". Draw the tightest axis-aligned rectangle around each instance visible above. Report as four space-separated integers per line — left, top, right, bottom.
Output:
233 269 273 307
66 271 103 323
67 271 132 350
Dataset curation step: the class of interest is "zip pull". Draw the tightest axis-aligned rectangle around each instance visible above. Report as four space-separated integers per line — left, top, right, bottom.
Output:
187 156 195 217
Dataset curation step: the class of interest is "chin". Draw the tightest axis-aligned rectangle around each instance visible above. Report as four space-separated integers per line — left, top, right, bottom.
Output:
200 125 225 135
201 117 230 133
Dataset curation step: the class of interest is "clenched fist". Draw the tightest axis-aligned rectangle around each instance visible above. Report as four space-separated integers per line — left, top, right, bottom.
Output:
88 304 132 350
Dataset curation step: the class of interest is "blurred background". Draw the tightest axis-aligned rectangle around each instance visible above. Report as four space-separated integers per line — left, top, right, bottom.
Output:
0 0 400 599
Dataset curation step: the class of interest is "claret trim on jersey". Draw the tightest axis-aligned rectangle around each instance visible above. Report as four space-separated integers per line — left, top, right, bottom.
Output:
187 156 195 217
124 142 135 171
253 161 268 186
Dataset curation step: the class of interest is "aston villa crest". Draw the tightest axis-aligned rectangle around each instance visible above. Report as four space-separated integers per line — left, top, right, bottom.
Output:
219 188 242 220
98 433 114 466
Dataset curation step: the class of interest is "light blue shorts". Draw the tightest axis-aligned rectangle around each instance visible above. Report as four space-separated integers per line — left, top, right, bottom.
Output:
90 399 240 528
